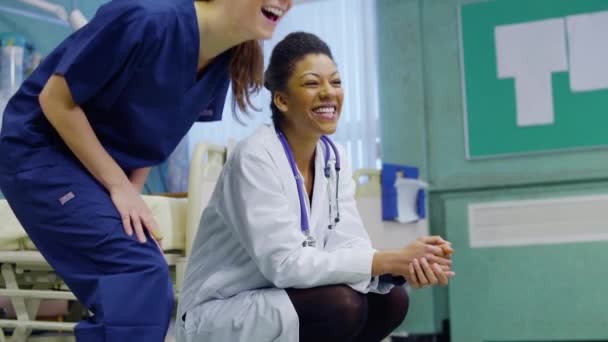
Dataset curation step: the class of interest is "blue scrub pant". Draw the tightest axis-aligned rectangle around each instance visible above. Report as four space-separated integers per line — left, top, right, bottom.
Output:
0 159 174 341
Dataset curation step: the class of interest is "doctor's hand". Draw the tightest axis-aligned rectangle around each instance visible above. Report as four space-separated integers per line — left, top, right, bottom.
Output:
405 258 455 288
109 182 163 244
372 236 453 280
402 236 453 267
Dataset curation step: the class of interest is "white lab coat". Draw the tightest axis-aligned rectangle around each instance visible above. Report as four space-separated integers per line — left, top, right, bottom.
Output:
176 125 393 342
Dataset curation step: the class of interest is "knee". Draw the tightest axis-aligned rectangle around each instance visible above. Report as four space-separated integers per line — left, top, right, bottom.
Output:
134 261 174 326
94 262 174 327
147 259 171 286
328 286 367 334
385 286 409 328
126 259 174 318
147 261 175 315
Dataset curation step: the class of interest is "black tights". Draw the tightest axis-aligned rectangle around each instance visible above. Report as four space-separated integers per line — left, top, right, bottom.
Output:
286 285 409 342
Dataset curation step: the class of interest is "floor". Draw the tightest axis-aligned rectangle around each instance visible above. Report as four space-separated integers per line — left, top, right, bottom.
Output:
22 320 399 342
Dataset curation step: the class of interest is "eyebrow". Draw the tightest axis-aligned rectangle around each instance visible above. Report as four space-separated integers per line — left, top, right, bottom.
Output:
299 71 340 79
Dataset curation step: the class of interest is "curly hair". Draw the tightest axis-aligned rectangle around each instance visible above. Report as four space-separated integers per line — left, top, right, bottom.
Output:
264 32 334 126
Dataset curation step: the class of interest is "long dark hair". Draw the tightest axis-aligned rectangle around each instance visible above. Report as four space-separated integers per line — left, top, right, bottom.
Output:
263 32 333 127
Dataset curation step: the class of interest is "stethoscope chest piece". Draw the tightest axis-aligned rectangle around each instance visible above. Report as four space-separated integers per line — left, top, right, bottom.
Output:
303 233 317 248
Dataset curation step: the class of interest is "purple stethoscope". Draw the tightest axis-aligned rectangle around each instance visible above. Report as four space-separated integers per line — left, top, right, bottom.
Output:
277 130 341 248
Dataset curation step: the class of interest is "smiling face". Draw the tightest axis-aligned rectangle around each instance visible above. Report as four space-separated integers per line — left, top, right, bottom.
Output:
225 0 293 40
274 53 344 137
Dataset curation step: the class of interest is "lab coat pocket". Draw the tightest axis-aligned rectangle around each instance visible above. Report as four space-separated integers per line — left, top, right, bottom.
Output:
197 268 230 301
185 290 291 342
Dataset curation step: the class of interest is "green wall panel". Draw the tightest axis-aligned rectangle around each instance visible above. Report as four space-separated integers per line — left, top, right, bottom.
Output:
444 183 608 342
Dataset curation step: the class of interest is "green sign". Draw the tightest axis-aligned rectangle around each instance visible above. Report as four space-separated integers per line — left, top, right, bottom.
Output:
460 0 608 158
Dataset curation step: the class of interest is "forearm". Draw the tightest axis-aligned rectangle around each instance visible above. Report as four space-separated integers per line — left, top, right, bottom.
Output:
129 167 151 192
371 250 403 277
373 247 453 283
254 247 375 289
40 76 129 192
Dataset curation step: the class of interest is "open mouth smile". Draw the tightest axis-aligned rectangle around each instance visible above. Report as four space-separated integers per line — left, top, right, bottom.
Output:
261 5 286 22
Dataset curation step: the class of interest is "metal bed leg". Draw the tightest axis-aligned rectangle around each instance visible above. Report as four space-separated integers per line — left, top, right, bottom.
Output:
2 264 39 342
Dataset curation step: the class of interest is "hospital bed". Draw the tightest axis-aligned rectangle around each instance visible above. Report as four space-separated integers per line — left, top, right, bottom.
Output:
0 142 226 342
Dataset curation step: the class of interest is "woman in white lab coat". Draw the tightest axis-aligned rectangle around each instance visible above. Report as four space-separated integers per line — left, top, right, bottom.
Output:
176 32 455 342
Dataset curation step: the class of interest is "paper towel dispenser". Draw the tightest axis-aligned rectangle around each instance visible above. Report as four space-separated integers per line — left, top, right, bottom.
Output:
381 163 427 223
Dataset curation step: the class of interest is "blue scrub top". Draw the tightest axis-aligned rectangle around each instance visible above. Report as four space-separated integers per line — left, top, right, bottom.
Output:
0 0 230 173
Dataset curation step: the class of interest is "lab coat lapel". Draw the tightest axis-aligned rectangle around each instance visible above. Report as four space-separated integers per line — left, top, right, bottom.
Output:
263 131 304 232
263 132 328 239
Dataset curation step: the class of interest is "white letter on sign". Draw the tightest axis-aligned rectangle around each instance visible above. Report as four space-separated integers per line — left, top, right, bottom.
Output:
567 11 608 92
495 19 567 127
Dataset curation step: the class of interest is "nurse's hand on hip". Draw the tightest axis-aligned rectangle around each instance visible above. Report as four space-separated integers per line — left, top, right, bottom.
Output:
110 180 161 244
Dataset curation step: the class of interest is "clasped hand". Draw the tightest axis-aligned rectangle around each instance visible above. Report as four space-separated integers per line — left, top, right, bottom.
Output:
401 236 455 288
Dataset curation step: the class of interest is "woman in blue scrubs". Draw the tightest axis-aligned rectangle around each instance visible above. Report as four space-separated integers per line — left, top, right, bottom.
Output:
0 0 291 341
